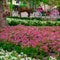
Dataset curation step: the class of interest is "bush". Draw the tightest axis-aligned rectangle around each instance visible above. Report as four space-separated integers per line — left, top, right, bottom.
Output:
6 16 42 20
57 18 60 21
56 56 60 60
0 41 21 53
8 20 20 26
7 19 60 26
7 16 60 20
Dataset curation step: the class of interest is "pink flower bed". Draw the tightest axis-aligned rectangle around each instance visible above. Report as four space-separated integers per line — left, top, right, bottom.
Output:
0 25 60 53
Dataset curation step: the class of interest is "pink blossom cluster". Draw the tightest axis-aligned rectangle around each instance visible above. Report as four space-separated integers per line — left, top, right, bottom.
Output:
50 8 59 16
0 25 60 53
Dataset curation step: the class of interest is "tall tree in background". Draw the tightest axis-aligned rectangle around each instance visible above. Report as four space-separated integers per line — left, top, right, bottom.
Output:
0 0 8 27
20 0 30 8
42 0 60 8
20 0 41 9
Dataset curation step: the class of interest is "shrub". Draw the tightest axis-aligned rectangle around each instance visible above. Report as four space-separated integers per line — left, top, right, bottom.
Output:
0 41 21 53
7 19 60 26
8 20 20 26
57 18 60 21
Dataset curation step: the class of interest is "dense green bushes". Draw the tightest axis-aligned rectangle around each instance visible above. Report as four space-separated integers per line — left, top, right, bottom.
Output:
6 16 60 26
19 20 60 26
0 41 21 53
7 19 60 26
6 16 60 21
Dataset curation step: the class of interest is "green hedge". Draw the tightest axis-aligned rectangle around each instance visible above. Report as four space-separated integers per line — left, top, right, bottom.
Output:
6 16 60 21
19 20 60 26
7 18 60 26
6 16 42 20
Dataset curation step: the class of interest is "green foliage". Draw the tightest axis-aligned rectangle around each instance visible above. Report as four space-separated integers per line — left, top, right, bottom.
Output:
0 58 4 60
21 46 48 59
10 51 18 57
42 0 49 4
39 49 48 57
56 56 60 60
8 20 20 26
47 56 52 60
22 46 37 57
7 18 60 26
9 4 13 11
6 16 42 20
0 41 16 52
0 41 21 53
0 41 13 51
0 0 2 1
13 44 21 53
0 41 49 59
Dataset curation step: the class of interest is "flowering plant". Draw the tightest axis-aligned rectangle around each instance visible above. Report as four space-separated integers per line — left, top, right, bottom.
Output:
0 25 60 56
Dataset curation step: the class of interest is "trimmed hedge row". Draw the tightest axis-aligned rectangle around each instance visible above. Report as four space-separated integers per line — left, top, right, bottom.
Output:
6 16 60 21
7 18 60 26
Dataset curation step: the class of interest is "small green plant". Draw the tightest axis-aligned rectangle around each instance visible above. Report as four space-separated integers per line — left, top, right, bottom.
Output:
56 56 60 60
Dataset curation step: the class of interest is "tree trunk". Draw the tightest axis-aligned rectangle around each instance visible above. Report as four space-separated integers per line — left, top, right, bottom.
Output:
0 0 8 28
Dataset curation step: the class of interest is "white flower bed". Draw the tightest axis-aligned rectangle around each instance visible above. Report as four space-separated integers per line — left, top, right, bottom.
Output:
0 49 57 60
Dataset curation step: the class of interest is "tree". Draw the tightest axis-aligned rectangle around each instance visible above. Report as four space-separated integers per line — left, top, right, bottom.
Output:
0 0 9 27
20 0 41 9
41 0 60 7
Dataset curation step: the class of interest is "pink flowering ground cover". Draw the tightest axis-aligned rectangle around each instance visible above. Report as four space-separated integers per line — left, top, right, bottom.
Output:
0 25 60 54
